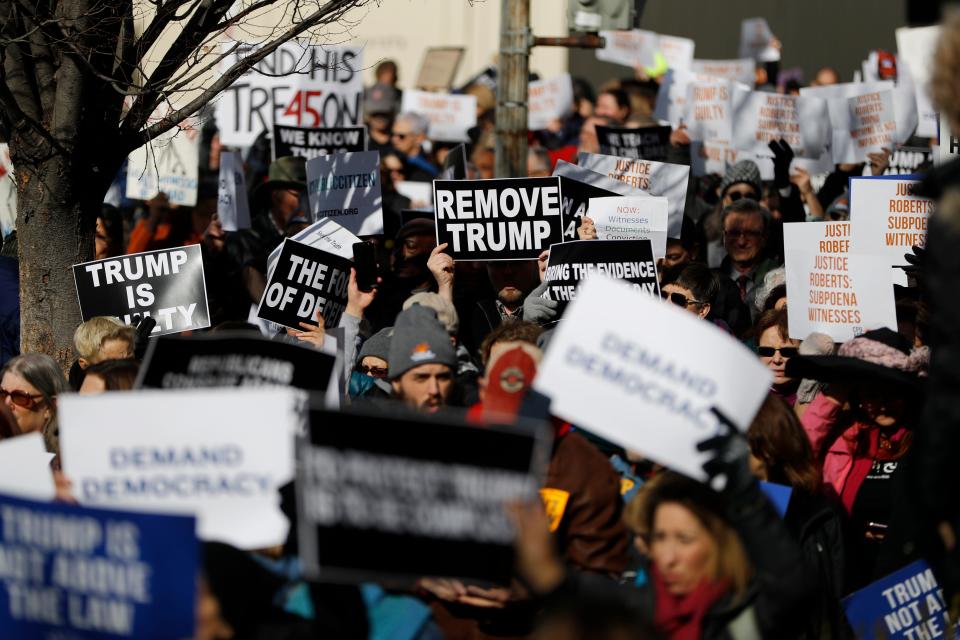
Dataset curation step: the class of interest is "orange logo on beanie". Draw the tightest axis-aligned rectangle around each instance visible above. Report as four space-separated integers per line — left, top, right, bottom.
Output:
410 342 436 362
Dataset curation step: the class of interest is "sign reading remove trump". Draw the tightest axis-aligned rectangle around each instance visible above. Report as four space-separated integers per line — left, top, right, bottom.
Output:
533 276 772 481
73 245 210 336
433 177 565 260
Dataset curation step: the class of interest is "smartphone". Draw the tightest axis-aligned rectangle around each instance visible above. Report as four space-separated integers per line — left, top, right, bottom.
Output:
352 241 378 292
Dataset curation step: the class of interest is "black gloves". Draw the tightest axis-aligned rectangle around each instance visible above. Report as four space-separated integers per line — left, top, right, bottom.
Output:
769 138 795 190
697 407 757 498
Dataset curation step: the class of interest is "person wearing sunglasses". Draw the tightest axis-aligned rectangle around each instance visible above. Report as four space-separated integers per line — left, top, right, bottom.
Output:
389 112 438 181
0 353 66 454
754 308 801 404
659 262 718 322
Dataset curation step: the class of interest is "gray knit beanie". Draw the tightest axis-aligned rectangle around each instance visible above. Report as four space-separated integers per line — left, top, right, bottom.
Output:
719 160 762 199
388 305 457 380
357 327 393 364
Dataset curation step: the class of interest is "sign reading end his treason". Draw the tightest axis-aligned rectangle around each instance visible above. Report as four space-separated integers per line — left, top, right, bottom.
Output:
73 245 210 336
433 177 565 261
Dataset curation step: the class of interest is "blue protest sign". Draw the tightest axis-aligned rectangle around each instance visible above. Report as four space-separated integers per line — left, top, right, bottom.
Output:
0 492 197 639
842 559 956 640
759 481 793 518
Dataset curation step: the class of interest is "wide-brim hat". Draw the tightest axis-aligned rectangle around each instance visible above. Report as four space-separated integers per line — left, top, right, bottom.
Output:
251 155 307 206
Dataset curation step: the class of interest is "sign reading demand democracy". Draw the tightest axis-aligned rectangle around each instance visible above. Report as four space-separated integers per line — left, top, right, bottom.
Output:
73 245 210 336
258 239 351 330
433 177 565 261
306 150 383 235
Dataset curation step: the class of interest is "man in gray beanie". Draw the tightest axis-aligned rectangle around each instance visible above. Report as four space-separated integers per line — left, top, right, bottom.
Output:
389 305 457 413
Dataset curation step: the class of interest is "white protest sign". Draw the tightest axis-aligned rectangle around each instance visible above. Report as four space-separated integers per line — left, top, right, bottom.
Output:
658 35 695 72
849 177 933 286
685 76 733 143
215 43 363 148
690 59 756 86
395 180 433 209
305 150 383 235
841 91 897 162
217 151 251 232
528 74 574 131
596 29 659 68
588 196 668 258
653 68 691 126
739 18 780 62
896 25 940 139
60 387 303 549
939 113 960 165
533 276 772 481
731 87 829 159
266 216 359 280
784 222 897 342
577 151 689 239
0 144 15 238
0 433 55 501
400 90 476 142
126 118 200 206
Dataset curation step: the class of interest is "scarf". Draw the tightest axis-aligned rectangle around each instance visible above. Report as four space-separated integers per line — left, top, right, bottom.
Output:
653 565 731 640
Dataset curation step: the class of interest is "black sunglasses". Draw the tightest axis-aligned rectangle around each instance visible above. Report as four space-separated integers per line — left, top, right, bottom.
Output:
360 365 389 379
727 190 759 202
661 291 705 308
757 346 798 358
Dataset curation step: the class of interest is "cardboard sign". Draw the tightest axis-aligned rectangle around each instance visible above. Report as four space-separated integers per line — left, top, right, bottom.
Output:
543 239 660 314
849 176 934 285
125 119 199 206
257 238 351 330
60 387 303 549
731 87 829 159
939 114 960 166
273 125 366 160
596 125 671 162
137 332 336 393
843 560 952 640
690 58 756 86
217 151 251 232
588 196 669 258
296 406 549 585
305 150 383 235
216 43 363 148
783 221 897 342
401 90 476 142
440 143 468 181
553 161 647 240
0 433 55 500
415 47 464 90
577 152 690 239
0 492 197 639
73 245 210 336
596 29 659 68
896 26 940 139
533 276 772 481
739 17 780 62
433 177 565 261
266 217 359 279
528 74 574 131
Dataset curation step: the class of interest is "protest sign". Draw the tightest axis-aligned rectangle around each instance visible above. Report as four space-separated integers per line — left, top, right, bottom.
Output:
395 180 433 209
843 91 897 161
0 492 197 639
596 30 659 68
60 387 302 549
939 114 960 166
882 144 934 175
730 87 829 159
258 238 351 330
0 433 55 500
266 217 359 280
849 176 934 285
759 481 792 518
896 26 940 139
596 125 671 162
553 161 647 240
783 222 897 342
843 560 952 640
528 74 574 131
73 245 210 336
533 276 772 481
685 75 734 143
273 124 367 160
125 119 199 206
542 240 660 314
658 35 695 72
217 151 251 232
577 152 690 239
305 150 383 235
216 42 363 148
440 143 468 180
588 196 669 257
433 177 565 260
137 332 336 393
739 17 780 62
401 90 476 142
415 47 464 90
690 58 756 86
296 405 549 585
653 68 692 127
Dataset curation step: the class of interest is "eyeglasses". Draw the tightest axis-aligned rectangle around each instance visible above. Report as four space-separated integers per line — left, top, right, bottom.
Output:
0 388 44 410
724 228 764 240
360 365 389 379
757 346 798 359
661 291 705 308
391 132 410 140
727 190 759 202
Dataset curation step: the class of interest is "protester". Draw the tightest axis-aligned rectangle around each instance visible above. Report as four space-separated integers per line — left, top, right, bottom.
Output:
73 316 136 369
754 308 801 403
0 353 66 455
594 88 631 124
78 359 140 394
390 113 438 180
659 262 719 322
388 304 457 413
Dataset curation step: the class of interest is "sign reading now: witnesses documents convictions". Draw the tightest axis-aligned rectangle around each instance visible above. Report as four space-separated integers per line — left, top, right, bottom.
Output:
784 222 897 342
273 124 366 160
73 245 210 336
597 125 671 162
297 406 549 584
433 177 565 261
60 388 302 550
588 196 669 257
534 276 772 481
306 150 383 235
0 492 197 639
553 161 646 240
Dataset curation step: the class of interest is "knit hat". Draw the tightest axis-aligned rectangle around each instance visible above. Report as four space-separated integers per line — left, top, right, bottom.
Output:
357 327 393 364
719 160 762 199
388 305 457 380
403 292 459 335
396 218 435 242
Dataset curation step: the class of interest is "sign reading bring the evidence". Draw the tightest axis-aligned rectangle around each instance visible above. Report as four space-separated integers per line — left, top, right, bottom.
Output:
273 124 367 160
305 150 383 235
0 492 197 639
258 238 351 330
296 406 549 585
433 177 565 261
533 276 772 481
73 245 210 336
597 125 671 162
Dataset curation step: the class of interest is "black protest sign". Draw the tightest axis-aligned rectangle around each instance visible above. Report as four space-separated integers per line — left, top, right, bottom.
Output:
273 124 367 160
137 333 335 393
257 239 351 330
440 143 468 180
296 405 550 585
73 245 210 336
433 177 565 261
597 125 672 162
544 239 660 314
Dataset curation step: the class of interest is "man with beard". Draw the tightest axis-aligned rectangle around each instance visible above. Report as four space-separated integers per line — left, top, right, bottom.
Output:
365 218 437 331
388 304 457 413
467 260 541 356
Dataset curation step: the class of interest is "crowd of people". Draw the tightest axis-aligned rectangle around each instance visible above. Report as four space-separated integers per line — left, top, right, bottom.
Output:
3 11 960 640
